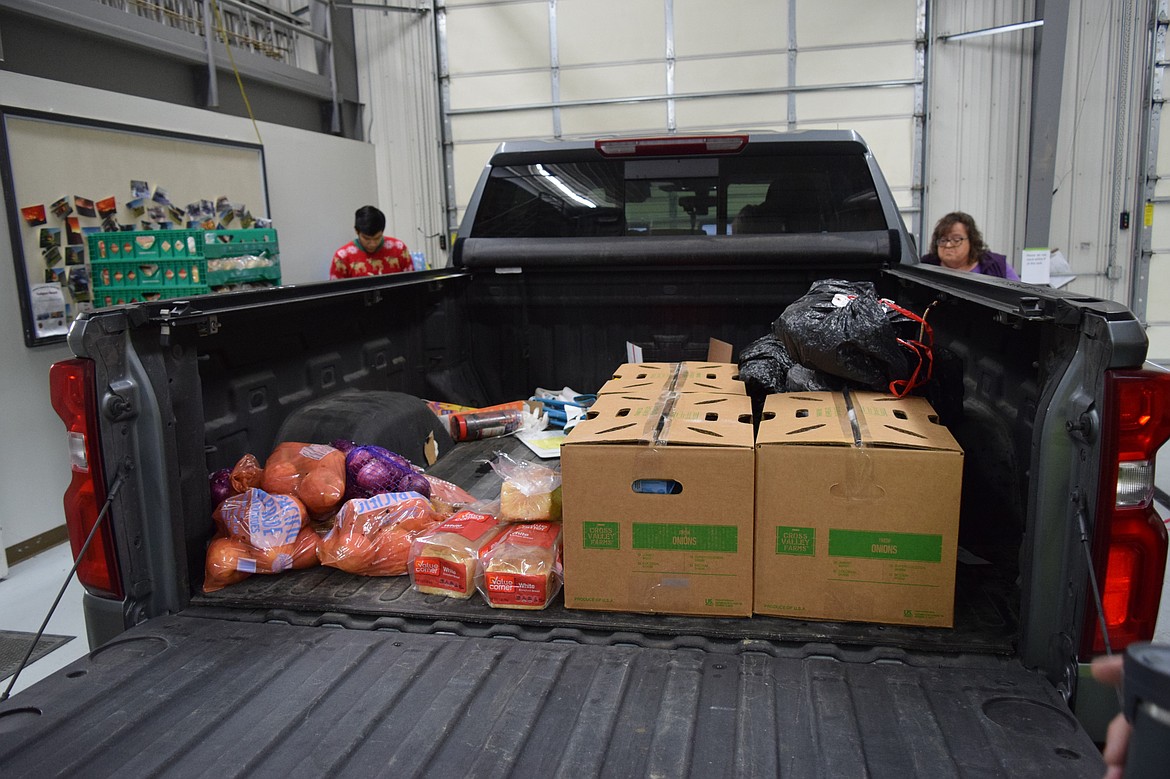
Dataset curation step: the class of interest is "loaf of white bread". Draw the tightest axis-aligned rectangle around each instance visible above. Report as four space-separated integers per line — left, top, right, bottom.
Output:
478 521 563 610
499 480 562 523
409 510 503 598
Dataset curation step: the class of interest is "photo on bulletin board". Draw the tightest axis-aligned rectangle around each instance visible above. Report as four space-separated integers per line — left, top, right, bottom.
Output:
0 107 268 347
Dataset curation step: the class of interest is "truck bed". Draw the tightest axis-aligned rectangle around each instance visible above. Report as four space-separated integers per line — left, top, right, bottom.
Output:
191 436 1019 656
0 614 1102 777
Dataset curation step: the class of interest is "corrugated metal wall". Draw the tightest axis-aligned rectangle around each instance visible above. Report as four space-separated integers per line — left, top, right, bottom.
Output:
923 0 1033 261
352 3 447 268
1048 0 1145 305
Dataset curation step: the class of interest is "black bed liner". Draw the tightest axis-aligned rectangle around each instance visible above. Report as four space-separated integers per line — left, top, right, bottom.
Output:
0 615 1102 777
191 562 1016 655
193 435 1020 656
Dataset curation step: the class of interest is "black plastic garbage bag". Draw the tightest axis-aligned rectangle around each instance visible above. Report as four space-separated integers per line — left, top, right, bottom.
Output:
737 334 795 397
785 364 849 393
773 279 910 389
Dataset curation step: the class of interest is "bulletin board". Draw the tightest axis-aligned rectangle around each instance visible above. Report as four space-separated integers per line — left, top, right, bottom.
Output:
1 108 269 346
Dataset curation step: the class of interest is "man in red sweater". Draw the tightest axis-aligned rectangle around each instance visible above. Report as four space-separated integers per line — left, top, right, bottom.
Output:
329 205 412 279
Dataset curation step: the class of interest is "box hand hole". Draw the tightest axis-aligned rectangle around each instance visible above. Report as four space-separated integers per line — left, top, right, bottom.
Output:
632 479 683 495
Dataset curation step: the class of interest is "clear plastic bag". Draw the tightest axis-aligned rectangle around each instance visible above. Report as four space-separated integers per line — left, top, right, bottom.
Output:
422 474 478 517
259 442 347 517
317 491 444 576
489 451 563 523
203 488 319 592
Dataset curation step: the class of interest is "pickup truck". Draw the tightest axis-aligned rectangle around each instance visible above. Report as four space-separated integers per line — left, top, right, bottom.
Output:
2 131 1166 775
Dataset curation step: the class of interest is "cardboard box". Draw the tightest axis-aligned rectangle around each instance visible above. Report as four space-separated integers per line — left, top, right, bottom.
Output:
598 362 745 396
562 390 755 617
596 363 673 396
754 391 963 627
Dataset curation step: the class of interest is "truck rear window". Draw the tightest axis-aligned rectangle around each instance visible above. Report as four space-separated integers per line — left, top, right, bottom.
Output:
469 154 886 238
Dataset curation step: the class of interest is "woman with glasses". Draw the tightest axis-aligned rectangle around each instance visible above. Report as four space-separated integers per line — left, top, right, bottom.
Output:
921 211 1020 280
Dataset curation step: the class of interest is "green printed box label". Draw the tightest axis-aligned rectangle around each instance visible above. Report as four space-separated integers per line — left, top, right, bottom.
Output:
776 526 815 556
632 523 737 553
583 521 621 550
828 530 942 562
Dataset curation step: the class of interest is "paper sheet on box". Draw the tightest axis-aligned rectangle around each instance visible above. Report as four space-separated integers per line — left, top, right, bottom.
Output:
517 429 566 459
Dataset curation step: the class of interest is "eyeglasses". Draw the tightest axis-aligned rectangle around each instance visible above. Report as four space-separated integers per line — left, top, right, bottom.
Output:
937 236 967 248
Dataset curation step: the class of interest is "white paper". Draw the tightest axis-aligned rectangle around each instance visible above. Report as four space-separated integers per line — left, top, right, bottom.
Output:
1048 249 1077 288
517 429 566 459
31 283 68 337
1020 248 1051 285
626 341 644 363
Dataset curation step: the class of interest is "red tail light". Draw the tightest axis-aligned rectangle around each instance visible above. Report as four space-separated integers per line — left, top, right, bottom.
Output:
1083 368 1170 655
595 135 748 157
49 358 123 600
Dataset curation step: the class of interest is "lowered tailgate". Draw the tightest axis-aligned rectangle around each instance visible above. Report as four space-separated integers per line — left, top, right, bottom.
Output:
0 614 1101 776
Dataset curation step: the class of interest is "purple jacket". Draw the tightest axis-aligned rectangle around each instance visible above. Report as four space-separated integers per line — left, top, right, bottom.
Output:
921 251 1020 280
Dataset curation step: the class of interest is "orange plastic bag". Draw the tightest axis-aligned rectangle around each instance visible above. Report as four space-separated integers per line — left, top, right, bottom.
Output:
229 453 263 494
203 528 320 593
202 487 319 593
317 492 444 576
423 474 478 517
213 488 307 547
204 537 256 592
260 442 347 517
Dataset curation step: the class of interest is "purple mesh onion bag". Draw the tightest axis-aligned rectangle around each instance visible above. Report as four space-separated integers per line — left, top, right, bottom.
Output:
344 445 431 500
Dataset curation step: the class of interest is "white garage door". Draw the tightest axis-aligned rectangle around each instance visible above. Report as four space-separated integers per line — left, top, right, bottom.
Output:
439 0 925 234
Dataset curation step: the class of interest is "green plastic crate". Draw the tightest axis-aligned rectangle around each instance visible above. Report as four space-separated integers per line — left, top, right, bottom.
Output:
94 285 209 309
206 264 282 286
87 230 203 261
92 257 208 289
202 228 279 259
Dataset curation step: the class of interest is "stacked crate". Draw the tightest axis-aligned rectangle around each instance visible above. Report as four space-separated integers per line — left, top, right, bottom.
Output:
87 228 280 307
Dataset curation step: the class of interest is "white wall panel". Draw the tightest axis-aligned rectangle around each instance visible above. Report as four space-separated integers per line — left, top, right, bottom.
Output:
453 141 506 224
796 0 915 46
441 0 922 221
560 64 666 102
445 4 551 74
451 110 555 143
1148 327 1170 362
449 71 551 109
558 0 664 64
1149 253 1170 362
1148 256 1170 314
674 0 787 56
1153 202 1170 248
673 55 788 94
672 95 787 130
560 103 669 136
797 85 916 121
799 45 917 85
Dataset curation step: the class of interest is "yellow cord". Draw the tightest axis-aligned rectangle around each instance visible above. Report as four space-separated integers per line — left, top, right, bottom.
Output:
209 0 263 146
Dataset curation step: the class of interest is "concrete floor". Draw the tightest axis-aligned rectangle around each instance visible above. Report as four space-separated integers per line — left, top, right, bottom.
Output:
0 542 88 697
